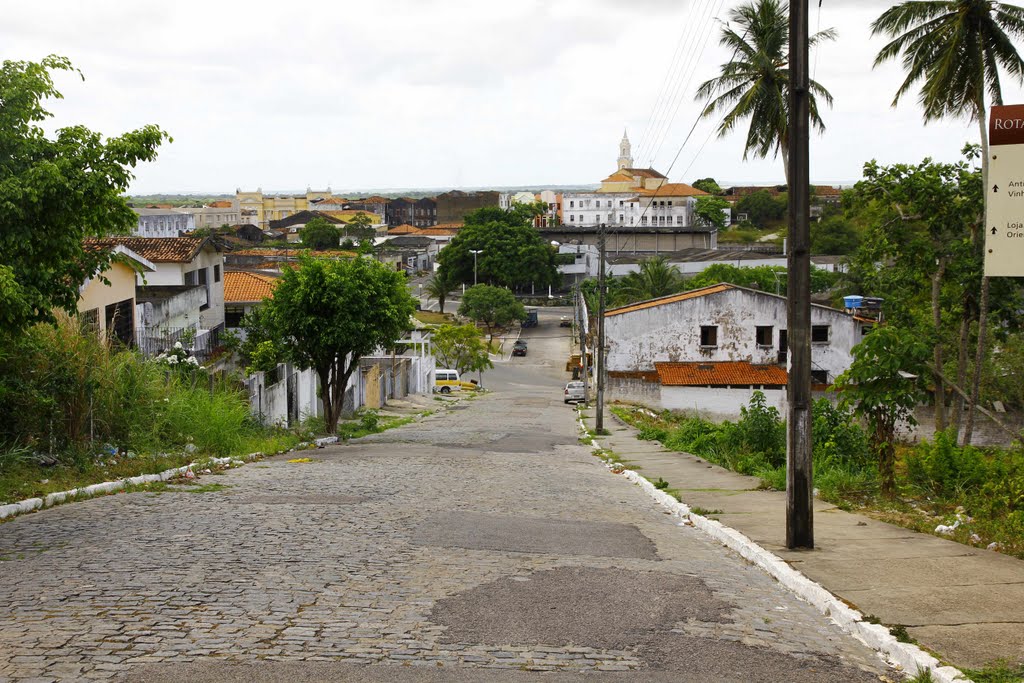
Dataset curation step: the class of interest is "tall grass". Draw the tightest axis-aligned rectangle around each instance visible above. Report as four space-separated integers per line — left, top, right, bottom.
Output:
0 315 300 502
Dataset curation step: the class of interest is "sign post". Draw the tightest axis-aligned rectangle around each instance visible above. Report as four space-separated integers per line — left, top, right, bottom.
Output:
986 104 1024 278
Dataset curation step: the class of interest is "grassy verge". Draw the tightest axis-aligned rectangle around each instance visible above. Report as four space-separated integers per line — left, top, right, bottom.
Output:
610 401 1024 560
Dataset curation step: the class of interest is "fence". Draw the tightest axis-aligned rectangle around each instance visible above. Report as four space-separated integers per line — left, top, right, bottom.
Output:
134 326 224 362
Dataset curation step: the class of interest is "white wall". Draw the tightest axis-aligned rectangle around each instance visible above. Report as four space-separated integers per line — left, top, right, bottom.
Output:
605 287 863 383
661 386 786 420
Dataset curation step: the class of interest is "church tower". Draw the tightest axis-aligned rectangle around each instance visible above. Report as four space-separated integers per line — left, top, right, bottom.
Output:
617 129 633 170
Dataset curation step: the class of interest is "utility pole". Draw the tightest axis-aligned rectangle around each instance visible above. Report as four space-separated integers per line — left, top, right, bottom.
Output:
786 0 814 549
596 224 607 433
580 286 590 402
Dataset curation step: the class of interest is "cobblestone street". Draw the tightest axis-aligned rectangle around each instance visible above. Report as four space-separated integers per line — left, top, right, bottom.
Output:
0 355 898 681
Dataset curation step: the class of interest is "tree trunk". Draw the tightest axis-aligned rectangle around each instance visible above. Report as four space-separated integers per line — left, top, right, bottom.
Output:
875 414 896 497
932 258 947 433
317 365 336 433
966 90 992 445
952 307 971 440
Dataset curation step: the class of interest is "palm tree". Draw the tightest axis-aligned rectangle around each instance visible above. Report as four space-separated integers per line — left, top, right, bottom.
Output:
872 0 1024 443
615 257 685 305
425 271 455 314
695 0 836 181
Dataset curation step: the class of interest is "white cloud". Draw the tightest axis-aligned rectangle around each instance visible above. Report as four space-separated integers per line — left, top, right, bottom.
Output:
2 0 1022 193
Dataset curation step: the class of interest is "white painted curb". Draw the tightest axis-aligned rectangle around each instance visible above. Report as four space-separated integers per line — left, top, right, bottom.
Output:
577 409 968 683
0 453 262 522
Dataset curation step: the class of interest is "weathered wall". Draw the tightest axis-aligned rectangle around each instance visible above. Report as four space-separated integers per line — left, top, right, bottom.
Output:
605 287 862 384
661 386 787 420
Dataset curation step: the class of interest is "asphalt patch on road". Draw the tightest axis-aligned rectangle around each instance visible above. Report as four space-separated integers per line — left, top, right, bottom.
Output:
412 512 659 559
640 634 883 682
430 566 728 650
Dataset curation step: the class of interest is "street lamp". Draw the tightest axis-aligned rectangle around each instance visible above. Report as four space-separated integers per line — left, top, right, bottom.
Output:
469 249 483 285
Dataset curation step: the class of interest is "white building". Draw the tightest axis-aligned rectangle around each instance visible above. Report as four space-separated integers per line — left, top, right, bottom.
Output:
132 208 195 238
603 283 870 418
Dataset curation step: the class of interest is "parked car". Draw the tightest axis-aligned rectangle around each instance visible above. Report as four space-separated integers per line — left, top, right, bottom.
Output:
559 316 572 327
564 381 586 404
434 369 479 394
512 340 528 357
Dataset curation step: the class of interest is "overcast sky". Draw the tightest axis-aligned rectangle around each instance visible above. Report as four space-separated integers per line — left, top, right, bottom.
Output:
5 0 1023 194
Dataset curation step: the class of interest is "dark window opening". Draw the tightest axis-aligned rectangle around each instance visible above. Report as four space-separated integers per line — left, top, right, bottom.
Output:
756 325 773 346
225 306 246 328
214 264 221 282
811 325 830 343
811 370 829 384
700 325 718 347
199 268 210 311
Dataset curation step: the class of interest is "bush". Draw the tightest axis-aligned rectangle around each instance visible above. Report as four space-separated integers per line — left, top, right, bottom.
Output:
736 391 785 467
905 430 987 498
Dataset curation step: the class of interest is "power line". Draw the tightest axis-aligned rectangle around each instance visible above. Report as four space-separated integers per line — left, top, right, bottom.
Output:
635 0 718 164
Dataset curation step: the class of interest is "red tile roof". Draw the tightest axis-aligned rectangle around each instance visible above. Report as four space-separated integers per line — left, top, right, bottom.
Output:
606 284 732 317
87 236 211 263
388 224 421 235
636 183 708 197
656 361 787 387
224 271 278 303
208 200 233 208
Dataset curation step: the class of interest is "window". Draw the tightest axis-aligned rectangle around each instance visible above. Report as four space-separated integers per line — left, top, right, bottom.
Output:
668 201 673 206
199 268 210 311
184 269 198 286
214 264 221 282
81 307 100 333
756 326 773 346
641 216 648 225
570 200 575 208
619 200 624 207
619 214 624 222
811 370 829 384
569 214 575 222
700 325 718 347
811 325 830 343
226 306 246 328
676 216 684 225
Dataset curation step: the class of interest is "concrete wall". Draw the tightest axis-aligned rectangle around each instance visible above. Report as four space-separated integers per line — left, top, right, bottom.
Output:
661 386 786 420
78 261 137 336
605 287 862 384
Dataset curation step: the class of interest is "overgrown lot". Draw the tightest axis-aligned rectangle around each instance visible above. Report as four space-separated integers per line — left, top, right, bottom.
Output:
612 394 1024 559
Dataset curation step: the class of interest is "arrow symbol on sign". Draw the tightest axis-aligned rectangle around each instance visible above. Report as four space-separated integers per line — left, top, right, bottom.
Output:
993 184 1000 193
992 226 998 235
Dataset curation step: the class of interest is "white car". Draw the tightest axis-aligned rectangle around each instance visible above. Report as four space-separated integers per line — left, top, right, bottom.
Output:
564 381 586 404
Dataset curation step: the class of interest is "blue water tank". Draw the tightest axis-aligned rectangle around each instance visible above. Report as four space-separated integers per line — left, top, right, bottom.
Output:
843 295 864 309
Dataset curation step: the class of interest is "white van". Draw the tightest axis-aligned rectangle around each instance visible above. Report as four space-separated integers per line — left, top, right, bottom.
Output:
434 369 478 394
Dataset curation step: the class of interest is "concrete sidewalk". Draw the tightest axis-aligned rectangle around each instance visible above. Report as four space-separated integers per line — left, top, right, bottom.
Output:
582 408 1024 672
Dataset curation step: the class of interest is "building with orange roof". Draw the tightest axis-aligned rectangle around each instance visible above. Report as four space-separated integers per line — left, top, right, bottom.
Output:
223 271 278 329
603 282 870 418
558 131 725 250
234 187 337 229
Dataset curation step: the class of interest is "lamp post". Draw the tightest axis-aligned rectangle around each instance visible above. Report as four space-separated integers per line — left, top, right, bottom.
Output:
469 249 483 286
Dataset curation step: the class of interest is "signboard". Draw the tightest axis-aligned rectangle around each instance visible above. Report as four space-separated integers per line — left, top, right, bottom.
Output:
985 104 1024 277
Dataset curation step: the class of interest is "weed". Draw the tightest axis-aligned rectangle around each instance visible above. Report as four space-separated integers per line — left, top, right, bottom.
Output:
691 506 724 516
962 660 1024 683
653 477 670 490
889 624 915 644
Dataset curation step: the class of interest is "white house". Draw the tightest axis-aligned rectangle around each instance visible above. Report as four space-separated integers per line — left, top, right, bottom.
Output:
100 236 226 356
132 208 195 237
603 283 870 418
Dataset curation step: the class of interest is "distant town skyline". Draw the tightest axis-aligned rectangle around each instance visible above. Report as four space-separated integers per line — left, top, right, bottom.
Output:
5 0 1023 195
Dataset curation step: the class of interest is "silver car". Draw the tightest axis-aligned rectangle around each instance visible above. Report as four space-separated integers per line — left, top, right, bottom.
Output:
564 381 586 404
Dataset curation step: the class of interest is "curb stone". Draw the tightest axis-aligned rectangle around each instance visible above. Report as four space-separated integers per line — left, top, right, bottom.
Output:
0 453 262 522
576 409 969 683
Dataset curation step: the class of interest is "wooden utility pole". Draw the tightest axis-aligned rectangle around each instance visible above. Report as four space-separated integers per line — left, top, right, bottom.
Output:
596 224 607 433
786 0 814 549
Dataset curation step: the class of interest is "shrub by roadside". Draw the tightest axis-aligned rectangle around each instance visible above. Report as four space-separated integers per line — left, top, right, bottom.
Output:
612 394 1023 559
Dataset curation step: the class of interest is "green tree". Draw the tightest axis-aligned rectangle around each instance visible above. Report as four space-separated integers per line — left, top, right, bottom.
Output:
736 189 786 227
833 326 930 496
458 285 525 344
301 217 341 250
693 195 732 230
695 0 836 180
342 212 375 242
0 55 168 336
432 324 494 375
436 207 559 290
810 212 860 255
843 152 982 434
253 255 416 432
872 0 1024 444
614 257 685 305
692 177 723 195
424 271 456 314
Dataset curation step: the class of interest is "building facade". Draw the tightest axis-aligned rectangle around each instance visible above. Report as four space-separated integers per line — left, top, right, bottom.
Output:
234 188 336 229
132 208 196 238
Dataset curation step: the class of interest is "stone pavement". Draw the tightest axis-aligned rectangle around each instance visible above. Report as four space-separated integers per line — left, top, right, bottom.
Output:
581 406 1024 671
0 359 902 681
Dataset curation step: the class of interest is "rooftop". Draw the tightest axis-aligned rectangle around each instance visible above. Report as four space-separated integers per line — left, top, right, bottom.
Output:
224 271 278 303
656 361 788 387
87 236 212 263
